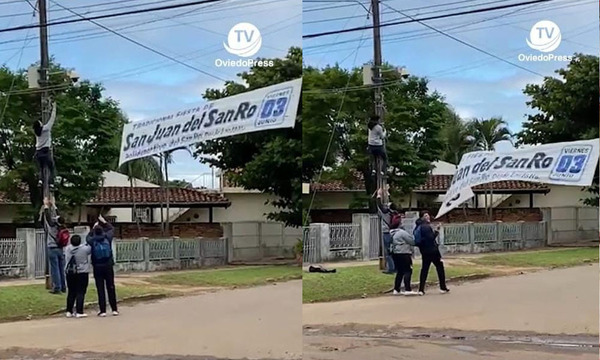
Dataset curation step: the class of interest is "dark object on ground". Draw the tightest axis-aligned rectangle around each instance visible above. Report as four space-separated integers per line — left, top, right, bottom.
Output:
309 265 337 273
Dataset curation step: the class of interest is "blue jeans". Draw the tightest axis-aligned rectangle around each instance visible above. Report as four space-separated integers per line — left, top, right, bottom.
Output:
48 247 66 292
383 232 395 273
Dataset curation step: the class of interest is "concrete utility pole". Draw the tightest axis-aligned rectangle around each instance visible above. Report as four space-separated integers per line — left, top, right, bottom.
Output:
371 0 389 270
37 0 53 290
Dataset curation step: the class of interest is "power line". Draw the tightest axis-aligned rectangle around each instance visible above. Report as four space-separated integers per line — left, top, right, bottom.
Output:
380 2 545 77
49 0 228 82
0 0 285 49
0 0 225 34
304 0 511 25
303 0 552 39
304 0 588 54
304 19 371 226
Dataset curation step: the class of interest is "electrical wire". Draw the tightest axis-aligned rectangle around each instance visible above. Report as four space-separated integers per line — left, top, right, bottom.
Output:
304 19 371 226
0 0 287 50
381 1 544 77
49 0 228 82
0 15 36 127
304 0 552 39
304 1 593 54
0 0 226 34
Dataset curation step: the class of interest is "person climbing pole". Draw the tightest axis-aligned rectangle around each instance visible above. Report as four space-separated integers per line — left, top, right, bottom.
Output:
367 114 387 177
33 99 57 191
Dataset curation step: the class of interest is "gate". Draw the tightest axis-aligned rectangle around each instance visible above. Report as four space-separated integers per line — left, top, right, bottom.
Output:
35 230 46 278
302 226 321 264
368 215 381 260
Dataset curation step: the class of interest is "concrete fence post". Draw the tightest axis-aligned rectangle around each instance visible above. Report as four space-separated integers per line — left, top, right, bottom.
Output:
172 236 180 269
541 208 553 246
353 213 371 261
18 228 36 279
518 220 525 249
198 237 205 267
311 223 330 262
467 222 474 253
222 223 233 263
142 237 150 271
258 222 265 260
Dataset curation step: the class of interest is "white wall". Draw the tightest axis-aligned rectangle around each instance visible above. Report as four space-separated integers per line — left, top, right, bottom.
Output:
499 185 589 208
176 193 278 223
431 161 457 175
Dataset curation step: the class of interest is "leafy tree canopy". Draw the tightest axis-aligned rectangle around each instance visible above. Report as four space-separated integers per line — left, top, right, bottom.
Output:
518 54 599 206
302 63 451 207
195 47 302 227
0 60 126 221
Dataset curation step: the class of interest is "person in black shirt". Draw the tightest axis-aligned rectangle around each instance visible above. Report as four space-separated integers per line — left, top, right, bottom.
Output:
415 211 449 295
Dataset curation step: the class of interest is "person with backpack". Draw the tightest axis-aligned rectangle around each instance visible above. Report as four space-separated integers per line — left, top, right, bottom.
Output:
86 215 119 317
389 211 418 296
414 211 450 296
42 196 65 294
64 235 91 318
376 187 397 274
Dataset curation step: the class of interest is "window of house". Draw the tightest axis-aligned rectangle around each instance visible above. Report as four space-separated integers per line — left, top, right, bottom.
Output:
133 207 151 223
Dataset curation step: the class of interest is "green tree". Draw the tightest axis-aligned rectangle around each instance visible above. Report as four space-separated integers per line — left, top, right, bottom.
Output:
0 62 126 222
116 157 162 184
518 54 599 206
303 64 450 209
440 109 471 166
194 47 302 227
467 117 512 151
168 179 193 188
466 117 512 219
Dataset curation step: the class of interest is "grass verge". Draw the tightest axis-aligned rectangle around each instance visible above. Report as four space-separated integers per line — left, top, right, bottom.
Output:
0 284 173 322
471 247 598 268
302 264 491 303
147 265 302 287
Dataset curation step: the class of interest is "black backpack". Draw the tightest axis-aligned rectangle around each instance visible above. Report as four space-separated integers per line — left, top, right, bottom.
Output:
66 255 78 275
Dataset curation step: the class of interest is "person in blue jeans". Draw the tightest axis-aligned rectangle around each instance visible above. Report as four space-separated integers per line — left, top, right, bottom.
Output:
42 196 65 294
376 188 396 274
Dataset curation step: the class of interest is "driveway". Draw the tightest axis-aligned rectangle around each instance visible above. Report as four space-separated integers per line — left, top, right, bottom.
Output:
304 264 599 335
0 281 302 360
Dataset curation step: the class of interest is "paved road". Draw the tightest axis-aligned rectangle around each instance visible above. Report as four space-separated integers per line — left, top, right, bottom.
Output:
304 265 599 335
304 335 597 360
0 281 302 360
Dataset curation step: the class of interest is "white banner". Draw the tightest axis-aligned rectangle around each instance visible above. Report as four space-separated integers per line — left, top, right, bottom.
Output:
118 78 302 166
436 138 600 219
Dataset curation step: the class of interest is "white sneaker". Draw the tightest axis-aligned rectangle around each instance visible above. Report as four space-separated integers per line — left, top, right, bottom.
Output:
403 291 418 296
392 290 400 295
65 312 73 318
440 289 450 294
98 312 107 317
112 311 119 316
418 291 425 296
75 313 88 318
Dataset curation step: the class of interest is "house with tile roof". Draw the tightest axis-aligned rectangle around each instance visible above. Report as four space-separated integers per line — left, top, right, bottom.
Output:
304 161 591 223
0 171 232 238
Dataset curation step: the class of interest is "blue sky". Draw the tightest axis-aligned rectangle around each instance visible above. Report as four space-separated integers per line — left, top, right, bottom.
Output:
303 0 598 145
0 0 301 187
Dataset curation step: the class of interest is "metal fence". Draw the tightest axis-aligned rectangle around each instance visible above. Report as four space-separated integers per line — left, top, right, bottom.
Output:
302 217 549 263
0 238 26 269
114 237 227 270
0 231 227 279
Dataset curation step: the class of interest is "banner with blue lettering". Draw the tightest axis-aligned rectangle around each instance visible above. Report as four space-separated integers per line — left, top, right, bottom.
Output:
118 78 302 166
436 138 600 219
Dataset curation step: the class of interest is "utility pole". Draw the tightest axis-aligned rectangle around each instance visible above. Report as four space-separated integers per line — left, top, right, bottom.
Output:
37 0 52 290
371 0 388 270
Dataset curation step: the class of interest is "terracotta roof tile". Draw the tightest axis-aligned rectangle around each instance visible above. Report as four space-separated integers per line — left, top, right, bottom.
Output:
310 174 549 193
0 186 230 206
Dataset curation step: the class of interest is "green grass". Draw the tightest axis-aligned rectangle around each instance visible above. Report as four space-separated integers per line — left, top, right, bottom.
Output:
147 265 302 287
472 248 599 268
302 264 491 303
0 284 171 322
